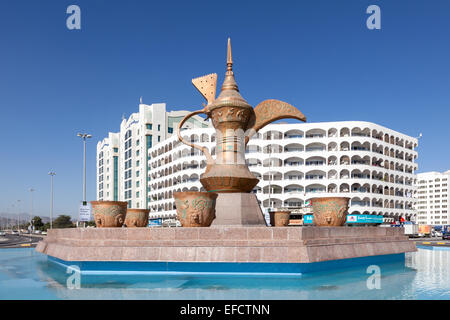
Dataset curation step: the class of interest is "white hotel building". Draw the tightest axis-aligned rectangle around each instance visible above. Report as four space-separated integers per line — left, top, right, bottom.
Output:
414 170 450 226
96 102 211 209
97 105 419 223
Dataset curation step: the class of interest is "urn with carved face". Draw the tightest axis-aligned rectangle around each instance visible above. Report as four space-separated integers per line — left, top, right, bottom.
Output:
91 201 128 228
174 192 218 227
125 209 150 227
311 197 350 227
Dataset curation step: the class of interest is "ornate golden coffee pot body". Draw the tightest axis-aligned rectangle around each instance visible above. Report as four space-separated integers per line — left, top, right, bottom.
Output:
178 39 306 193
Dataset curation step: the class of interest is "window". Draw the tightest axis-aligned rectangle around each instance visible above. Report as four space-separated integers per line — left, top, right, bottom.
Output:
136 171 140 177
136 139 140 146
158 124 161 131
158 136 161 142
114 148 118 152
136 150 140 156
146 124 152 130
168 127 173 134
136 160 140 166
147 135 153 150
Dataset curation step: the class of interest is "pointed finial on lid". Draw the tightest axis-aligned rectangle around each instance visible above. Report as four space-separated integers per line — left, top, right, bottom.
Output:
227 37 233 72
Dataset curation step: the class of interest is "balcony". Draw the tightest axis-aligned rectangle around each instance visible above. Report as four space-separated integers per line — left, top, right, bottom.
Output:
351 174 370 179
305 161 324 166
285 189 303 193
305 175 324 180
351 201 371 207
306 147 326 152
306 189 326 193
306 134 324 138
352 188 369 193
351 147 369 151
285 135 303 139
285 162 302 167
351 161 369 166
351 133 370 137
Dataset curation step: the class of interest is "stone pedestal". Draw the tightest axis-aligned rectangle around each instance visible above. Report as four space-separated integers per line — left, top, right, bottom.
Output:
36 226 416 265
211 193 267 226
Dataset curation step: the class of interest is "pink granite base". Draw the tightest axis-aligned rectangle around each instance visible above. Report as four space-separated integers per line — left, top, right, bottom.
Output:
212 193 267 226
35 226 416 263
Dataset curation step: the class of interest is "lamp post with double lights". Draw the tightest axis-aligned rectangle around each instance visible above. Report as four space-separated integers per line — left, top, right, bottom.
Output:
77 133 92 227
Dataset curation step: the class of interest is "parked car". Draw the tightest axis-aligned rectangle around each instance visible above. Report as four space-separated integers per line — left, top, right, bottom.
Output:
435 231 442 237
443 226 450 240
0 231 6 236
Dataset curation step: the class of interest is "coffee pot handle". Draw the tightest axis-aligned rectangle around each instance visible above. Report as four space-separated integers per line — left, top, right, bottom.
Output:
177 110 214 164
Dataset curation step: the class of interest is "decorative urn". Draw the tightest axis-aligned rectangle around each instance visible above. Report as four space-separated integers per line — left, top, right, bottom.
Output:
311 197 350 227
125 209 150 228
90 201 128 228
174 191 218 227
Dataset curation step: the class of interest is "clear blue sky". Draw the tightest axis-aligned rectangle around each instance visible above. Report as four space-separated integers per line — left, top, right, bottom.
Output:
1 0 449 218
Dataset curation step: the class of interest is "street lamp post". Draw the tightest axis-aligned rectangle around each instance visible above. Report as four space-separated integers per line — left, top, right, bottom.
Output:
16 200 21 233
48 172 56 229
29 188 34 239
77 133 92 227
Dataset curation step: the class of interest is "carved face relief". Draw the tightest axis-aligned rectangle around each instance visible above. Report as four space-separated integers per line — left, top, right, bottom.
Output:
174 193 217 227
312 198 349 227
91 202 127 228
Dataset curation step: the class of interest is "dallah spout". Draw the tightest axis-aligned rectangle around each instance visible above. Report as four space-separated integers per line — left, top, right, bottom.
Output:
245 99 306 144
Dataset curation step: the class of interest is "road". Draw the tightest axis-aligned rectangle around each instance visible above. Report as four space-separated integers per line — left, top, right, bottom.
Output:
0 233 43 248
410 237 450 247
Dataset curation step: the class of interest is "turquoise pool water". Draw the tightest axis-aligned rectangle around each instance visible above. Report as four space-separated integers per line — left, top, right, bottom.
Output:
0 247 449 300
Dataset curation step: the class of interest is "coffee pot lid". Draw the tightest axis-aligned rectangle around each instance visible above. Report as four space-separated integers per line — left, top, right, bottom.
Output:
207 38 253 112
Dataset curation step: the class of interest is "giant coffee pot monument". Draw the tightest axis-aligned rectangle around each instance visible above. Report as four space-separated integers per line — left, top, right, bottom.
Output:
36 39 416 273
174 38 306 226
